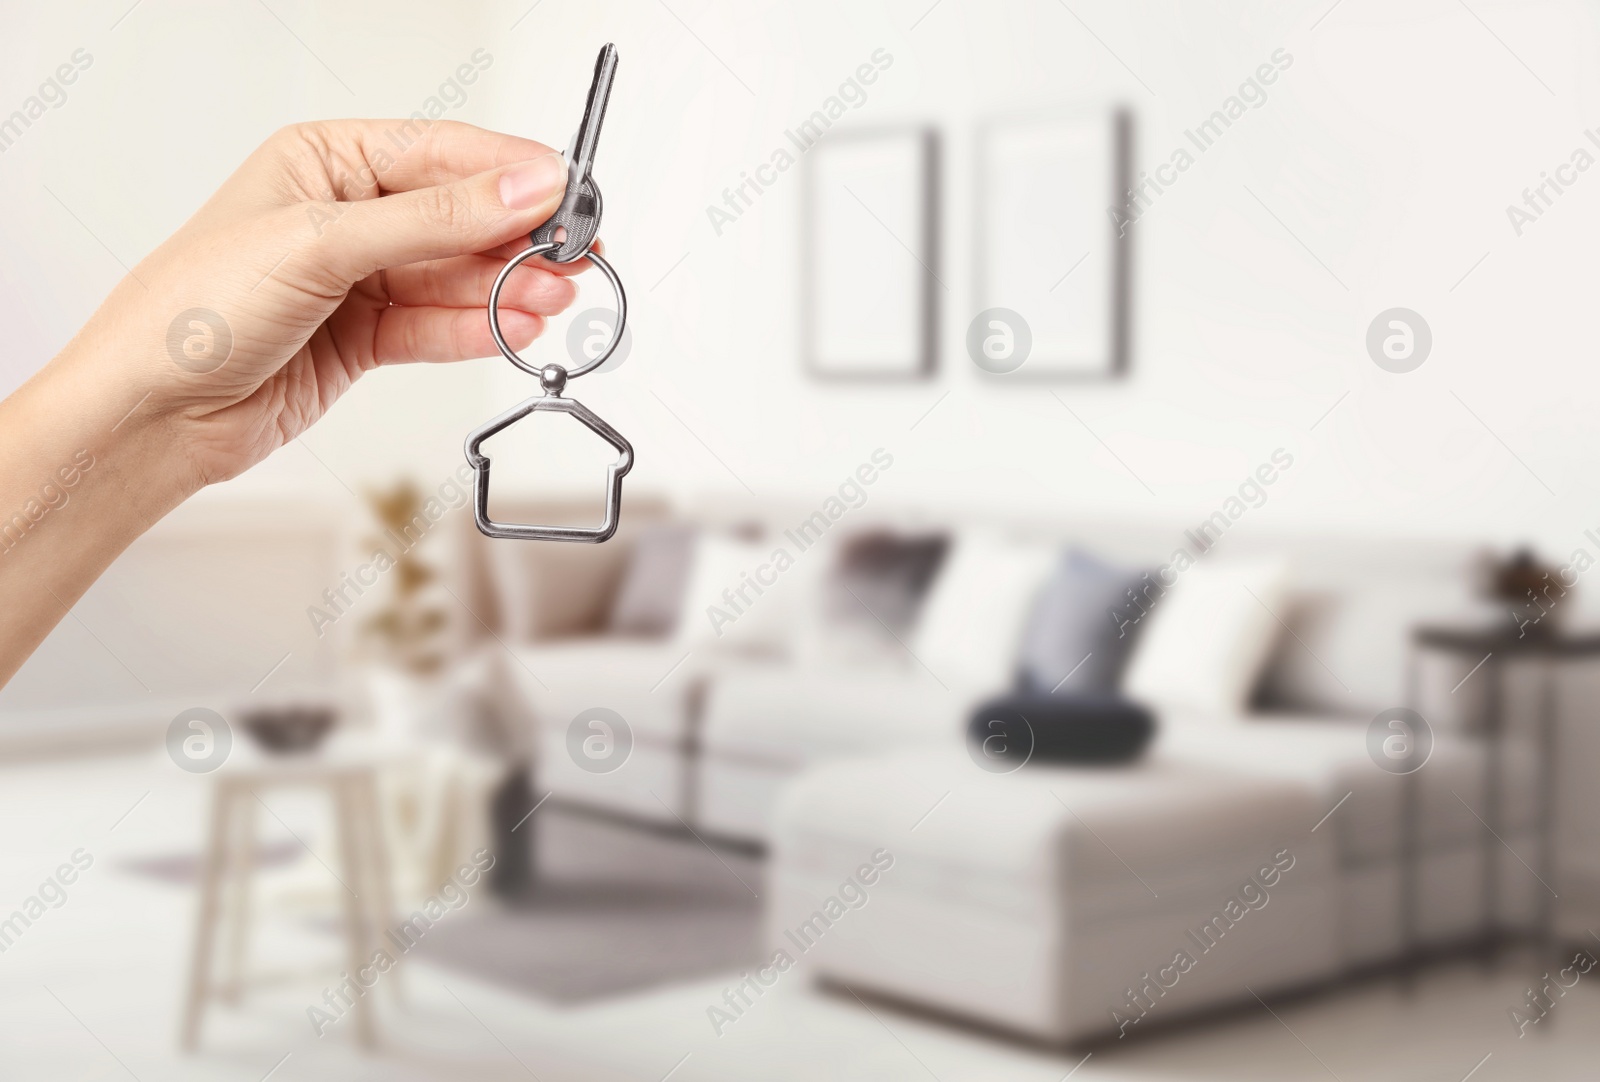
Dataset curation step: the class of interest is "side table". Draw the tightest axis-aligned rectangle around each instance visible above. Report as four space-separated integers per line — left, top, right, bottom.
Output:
180 736 403 1050
1406 625 1600 977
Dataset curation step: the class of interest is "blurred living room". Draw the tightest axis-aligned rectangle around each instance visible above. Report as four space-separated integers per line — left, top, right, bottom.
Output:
5 0 1600 1078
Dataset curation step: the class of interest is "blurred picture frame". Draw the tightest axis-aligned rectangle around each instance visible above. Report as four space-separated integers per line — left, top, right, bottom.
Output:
974 108 1133 380
802 126 941 381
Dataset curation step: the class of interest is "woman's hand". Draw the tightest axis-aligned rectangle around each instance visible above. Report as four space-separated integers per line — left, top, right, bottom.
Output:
0 119 587 685
68 119 591 488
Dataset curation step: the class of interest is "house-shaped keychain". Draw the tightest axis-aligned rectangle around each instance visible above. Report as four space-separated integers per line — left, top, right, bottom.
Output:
464 357 633 543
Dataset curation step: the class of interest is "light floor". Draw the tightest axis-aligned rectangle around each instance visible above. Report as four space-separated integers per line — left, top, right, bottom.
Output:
0 751 1596 1081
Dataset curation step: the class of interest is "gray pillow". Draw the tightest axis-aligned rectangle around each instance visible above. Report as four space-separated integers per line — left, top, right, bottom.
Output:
606 524 696 637
1016 548 1152 695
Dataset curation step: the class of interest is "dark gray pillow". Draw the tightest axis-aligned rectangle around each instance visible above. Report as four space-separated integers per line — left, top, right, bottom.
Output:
812 532 949 662
606 524 696 637
1016 548 1151 695
826 532 948 626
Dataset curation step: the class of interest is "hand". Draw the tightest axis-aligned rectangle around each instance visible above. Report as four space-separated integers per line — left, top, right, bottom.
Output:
0 119 588 686
60 118 590 489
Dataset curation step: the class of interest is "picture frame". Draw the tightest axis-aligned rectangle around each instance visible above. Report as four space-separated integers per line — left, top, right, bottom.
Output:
802 126 941 381
973 108 1132 380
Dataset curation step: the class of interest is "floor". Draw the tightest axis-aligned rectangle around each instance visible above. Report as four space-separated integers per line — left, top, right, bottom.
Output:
403 807 766 1002
122 801 768 1005
1 751 1597 1081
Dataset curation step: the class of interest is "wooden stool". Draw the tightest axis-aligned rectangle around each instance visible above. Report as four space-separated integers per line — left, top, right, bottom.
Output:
181 741 402 1050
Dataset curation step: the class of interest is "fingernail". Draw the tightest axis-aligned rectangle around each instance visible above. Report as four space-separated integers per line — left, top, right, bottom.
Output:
500 153 567 210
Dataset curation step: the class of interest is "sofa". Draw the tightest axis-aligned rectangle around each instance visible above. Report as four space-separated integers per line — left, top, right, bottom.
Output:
481 496 1594 1040
484 500 1515 828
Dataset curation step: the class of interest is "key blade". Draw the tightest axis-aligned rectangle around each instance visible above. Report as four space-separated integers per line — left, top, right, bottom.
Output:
569 43 618 184
529 44 617 259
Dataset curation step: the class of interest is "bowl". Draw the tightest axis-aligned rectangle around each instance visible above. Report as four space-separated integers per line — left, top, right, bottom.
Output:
241 705 336 754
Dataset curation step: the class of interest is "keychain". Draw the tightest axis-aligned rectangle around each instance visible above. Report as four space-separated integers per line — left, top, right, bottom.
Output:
465 43 633 543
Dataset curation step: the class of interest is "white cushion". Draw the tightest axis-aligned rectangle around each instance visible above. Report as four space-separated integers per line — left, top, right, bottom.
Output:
674 533 819 656
700 664 961 766
1121 556 1290 716
910 533 1056 692
505 640 699 742
1160 714 1540 864
773 747 1332 905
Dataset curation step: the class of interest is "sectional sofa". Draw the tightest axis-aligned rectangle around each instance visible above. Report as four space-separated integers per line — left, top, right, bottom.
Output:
480 497 1593 1041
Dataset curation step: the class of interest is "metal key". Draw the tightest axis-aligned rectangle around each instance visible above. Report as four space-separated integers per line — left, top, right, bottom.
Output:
531 43 618 263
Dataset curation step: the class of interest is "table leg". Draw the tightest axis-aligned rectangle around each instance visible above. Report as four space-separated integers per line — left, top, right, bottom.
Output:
1400 648 1421 992
358 772 406 1008
1483 657 1503 970
220 793 257 1003
333 777 377 1049
181 779 234 1050
1538 660 1559 968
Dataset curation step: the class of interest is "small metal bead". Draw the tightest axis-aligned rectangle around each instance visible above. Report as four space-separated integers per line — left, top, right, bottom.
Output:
540 364 568 396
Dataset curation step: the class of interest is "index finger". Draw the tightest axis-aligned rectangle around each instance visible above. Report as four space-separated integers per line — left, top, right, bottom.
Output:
339 119 599 276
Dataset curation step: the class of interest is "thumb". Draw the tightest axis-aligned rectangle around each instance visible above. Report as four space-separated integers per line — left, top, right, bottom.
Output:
315 152 569 280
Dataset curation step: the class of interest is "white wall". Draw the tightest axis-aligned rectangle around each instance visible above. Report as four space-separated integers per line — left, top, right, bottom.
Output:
4 0 1600 719
6 0 1599 538
475 0 1600 553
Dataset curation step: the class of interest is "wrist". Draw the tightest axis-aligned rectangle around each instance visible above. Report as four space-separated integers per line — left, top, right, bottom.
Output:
27 342 205 524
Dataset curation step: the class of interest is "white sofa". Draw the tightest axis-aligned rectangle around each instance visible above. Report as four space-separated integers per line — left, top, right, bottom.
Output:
482 500 1594 1041
730 521 1559 1042
692 518 1487 841
483 503 1580 840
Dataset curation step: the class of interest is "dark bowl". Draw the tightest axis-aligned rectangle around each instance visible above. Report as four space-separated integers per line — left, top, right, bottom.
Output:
241 706 336 754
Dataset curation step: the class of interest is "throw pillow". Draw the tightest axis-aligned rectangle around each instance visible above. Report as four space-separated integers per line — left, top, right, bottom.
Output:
606 523 696 637
674 532 816 655
911 532 1057 691
1016 548 1152 695
968 691 1156 767
1120 556 1291 717
800 530 950 667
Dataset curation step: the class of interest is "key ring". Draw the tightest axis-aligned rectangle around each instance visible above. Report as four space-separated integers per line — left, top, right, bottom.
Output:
487 241 628 381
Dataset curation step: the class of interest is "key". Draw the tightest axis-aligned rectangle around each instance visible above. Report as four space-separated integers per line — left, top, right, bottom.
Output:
531 44 618 263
